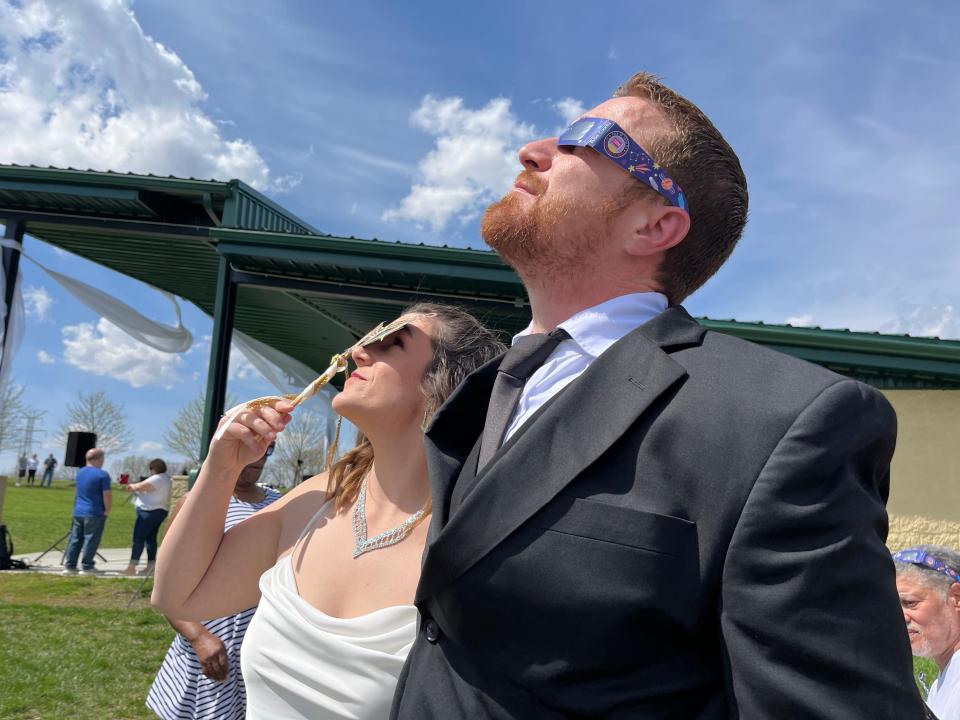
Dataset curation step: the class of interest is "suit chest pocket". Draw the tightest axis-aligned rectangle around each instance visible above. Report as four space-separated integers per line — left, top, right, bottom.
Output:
446 495 703 662
536 494 696 556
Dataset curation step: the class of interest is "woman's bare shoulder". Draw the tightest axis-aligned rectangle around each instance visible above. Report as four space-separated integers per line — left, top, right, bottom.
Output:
274 472 337 552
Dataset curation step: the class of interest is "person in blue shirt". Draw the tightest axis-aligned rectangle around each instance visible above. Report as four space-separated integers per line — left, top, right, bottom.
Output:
62 447 112 575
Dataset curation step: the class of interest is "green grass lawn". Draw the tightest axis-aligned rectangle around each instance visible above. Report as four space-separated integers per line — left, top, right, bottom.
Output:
0 480 941 715
2 480 139 555
0 574 174 720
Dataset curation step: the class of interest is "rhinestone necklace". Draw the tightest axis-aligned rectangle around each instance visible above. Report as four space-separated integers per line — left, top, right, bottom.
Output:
352 479 427 559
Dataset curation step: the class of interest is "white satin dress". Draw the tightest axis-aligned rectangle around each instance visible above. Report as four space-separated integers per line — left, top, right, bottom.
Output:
240 505 418 719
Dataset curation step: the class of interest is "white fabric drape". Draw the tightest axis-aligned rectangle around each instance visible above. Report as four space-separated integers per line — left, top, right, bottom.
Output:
233 329 335 401
1 235 340 441
0 236 193 355
0 268 24 391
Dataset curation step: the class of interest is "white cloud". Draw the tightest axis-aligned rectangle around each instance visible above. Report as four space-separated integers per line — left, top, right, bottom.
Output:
786 314 815 327
137 440 163 453
553 97 587 126
229 346 259 382
62 317 184 388
36 349 55 364
0 0 295 191
383 95 535 231
880 303 959 340
23 285 53 321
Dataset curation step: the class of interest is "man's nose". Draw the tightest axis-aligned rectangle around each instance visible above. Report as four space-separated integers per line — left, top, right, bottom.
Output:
518 137 557 172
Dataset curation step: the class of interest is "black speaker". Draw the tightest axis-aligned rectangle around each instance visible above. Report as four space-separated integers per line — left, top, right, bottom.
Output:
64 431 97 467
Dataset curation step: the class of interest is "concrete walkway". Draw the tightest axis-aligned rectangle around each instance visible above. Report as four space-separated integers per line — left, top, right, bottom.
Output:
9 546 151 577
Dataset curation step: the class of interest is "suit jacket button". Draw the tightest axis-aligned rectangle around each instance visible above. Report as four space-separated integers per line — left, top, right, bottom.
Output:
424 618 441 644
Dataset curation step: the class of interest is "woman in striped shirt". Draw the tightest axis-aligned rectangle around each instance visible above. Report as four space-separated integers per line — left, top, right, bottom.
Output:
147 445 280 720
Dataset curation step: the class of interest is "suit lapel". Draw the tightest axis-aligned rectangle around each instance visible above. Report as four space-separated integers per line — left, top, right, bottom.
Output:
420 354 500 544
416 306 704 603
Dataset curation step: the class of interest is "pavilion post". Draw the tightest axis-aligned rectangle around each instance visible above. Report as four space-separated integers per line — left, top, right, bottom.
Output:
199 255 237 473
1 219 25 382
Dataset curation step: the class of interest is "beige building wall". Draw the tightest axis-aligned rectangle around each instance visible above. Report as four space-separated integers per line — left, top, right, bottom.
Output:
882 389 960 549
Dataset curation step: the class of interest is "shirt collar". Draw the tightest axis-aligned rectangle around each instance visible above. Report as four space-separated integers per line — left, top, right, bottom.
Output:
512 292 668 358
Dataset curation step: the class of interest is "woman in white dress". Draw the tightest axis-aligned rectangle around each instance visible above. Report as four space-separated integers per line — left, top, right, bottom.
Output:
153 304 504 719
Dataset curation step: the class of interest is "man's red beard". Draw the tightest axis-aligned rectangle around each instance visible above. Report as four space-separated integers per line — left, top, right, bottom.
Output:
480 171 621 279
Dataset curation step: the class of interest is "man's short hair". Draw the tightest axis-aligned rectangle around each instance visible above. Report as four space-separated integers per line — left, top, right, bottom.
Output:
613 72 748 304
894 544 960 597
85 447 104 463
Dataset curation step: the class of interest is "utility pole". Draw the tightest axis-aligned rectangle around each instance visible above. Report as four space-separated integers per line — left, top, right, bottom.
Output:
18 410 46 458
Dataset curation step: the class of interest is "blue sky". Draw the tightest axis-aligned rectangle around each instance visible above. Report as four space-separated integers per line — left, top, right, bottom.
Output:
1 0 958 472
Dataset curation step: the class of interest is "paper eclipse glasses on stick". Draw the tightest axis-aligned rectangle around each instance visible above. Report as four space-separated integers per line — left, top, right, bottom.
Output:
557 117 687 211
213 317 413 441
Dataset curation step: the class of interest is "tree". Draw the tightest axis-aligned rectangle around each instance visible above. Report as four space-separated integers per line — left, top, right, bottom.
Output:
112 454 152 482
164 392 236 467
58 390 131 455
0 379 25 454
269 409 329 488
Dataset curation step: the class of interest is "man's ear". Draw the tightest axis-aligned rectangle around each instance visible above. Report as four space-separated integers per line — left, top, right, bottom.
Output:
949 582 960 609
621 201 691 258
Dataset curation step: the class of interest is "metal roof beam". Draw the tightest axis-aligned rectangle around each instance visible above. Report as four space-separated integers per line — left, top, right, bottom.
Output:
0 210 212 238
230 268 528 314
217 241 520 287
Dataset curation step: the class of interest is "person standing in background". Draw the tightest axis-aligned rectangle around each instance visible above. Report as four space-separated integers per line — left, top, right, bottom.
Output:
62 448 111 575
41 453 57 487
16 454 26 486
121 458 172 576
147 446 280 720
26 454 38 485
895 546 960 719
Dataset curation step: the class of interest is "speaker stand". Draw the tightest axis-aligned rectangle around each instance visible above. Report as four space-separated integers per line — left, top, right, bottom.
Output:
33 528 108 565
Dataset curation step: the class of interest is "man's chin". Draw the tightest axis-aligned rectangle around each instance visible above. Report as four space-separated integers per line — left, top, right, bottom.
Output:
480 194 533 260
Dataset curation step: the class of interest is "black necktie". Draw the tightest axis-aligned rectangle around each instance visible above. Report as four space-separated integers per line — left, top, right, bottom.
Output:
477 328 570 470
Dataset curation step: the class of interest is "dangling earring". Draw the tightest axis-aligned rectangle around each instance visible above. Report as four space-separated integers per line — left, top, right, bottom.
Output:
326 415 343 470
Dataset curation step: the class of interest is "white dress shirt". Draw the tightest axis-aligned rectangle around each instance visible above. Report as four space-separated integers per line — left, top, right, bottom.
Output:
927 650 960 719
502 292 668 443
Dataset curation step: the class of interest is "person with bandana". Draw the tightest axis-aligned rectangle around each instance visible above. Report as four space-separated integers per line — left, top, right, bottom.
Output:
896 546 960 719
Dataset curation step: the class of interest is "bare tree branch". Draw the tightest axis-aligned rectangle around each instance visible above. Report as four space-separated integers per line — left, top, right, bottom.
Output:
57 390 132 455
0 379 25 454
111 454 153 482
163 392 236 467
268 409 329 488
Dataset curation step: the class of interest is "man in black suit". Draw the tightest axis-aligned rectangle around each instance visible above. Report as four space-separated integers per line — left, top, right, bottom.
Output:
391 72 926 718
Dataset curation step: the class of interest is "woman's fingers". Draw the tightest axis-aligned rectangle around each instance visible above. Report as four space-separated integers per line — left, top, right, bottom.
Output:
237 411 278 440
274 399 296 415
223 421 270 456
258 405 288 432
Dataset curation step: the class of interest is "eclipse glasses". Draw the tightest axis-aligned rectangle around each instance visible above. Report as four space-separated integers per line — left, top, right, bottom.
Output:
557 117 687 211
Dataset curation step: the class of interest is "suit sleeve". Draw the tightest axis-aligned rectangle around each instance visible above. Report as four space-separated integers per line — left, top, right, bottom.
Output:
720 379 926 719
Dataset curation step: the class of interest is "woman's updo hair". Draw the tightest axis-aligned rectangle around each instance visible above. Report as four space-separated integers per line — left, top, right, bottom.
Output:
326 303 506 517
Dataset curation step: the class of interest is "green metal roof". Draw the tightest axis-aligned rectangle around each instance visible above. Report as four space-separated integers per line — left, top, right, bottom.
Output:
2 164 959 390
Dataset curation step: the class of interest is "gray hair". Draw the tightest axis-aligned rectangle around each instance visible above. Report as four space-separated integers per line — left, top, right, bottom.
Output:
894 545 960 598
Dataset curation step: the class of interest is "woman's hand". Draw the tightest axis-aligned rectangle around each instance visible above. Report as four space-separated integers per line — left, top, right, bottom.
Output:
191 631 230 682
205 399 294 475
